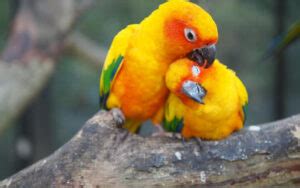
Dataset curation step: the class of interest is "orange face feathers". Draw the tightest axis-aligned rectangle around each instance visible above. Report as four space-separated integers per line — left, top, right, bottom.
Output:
165 59 209 95
148 0 219 66
162 0 218 53
164 13 218 48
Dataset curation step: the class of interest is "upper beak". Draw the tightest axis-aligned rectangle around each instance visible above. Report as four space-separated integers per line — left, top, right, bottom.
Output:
182 80 207 104
187 44 217 68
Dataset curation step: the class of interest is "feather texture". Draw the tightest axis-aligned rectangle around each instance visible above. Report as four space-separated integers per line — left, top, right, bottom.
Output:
164 59 248 140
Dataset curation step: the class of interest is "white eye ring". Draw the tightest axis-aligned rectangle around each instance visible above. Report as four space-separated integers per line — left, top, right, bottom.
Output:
184 28 197 42
192 65 201 77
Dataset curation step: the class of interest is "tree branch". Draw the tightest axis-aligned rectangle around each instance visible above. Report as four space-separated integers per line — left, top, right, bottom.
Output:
1 110 300 187
65 32 107 69
1 0 93 62
0 59 54 133
0 0 94 133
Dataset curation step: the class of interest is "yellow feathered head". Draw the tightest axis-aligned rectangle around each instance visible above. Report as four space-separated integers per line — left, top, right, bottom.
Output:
143 0 218 67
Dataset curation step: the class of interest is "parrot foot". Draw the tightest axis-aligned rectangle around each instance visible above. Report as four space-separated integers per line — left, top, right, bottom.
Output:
110 108 125 128
152 124 183 140
173 133 184 140
193 138 203 150
151 124 172 137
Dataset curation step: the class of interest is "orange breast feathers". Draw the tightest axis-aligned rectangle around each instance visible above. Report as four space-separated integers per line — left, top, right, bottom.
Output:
110 58 169 121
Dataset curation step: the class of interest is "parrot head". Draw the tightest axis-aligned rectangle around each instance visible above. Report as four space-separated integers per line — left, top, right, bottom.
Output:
159 0 218 68
166 58 212 104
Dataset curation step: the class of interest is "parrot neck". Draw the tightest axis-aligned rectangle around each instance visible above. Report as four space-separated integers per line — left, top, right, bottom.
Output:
135 9 182 64
131 31 176 66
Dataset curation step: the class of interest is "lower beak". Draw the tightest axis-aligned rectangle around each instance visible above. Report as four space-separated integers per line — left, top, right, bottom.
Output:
182 80 207 104
187 44 216 68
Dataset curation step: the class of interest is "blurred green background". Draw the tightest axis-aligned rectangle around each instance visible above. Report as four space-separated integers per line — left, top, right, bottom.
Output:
0 0 299 180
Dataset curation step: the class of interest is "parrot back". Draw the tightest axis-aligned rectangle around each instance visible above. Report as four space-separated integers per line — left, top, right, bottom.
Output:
99 24 138 109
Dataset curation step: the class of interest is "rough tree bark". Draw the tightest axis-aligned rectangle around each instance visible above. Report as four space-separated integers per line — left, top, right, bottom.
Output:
1 110 300 187
1 1 300 187
0 0 94 133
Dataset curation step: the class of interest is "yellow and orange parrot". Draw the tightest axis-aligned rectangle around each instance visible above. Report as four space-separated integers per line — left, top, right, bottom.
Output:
99 0 218 132
164 59 248 140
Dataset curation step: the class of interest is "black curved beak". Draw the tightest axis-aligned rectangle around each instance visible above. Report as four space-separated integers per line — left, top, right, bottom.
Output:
187 44 216 68
182 80 207 104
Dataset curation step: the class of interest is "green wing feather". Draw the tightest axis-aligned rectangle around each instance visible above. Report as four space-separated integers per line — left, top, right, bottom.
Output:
98 24 138 110
163 116 183 133
163 95 185 133
242 103 248 124
99 55 124 109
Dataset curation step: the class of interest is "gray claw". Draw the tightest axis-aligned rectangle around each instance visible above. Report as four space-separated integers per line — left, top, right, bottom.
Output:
110 108 125 127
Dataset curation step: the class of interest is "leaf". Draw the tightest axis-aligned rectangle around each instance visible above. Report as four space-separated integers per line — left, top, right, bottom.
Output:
264 21 300 59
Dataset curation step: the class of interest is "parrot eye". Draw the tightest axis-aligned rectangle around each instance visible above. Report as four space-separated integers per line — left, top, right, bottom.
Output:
184 28 197 42
192 65 201 77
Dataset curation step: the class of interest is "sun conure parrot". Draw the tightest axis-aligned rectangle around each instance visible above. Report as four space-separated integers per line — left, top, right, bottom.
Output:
99 0 218 132
164 59 248 140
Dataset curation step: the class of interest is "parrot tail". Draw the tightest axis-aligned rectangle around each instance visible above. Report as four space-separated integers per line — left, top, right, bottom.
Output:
123 119 141 133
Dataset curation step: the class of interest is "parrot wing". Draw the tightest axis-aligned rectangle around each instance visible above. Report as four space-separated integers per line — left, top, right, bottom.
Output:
99 24 138 109
163 94 185 133
235 76 249 123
